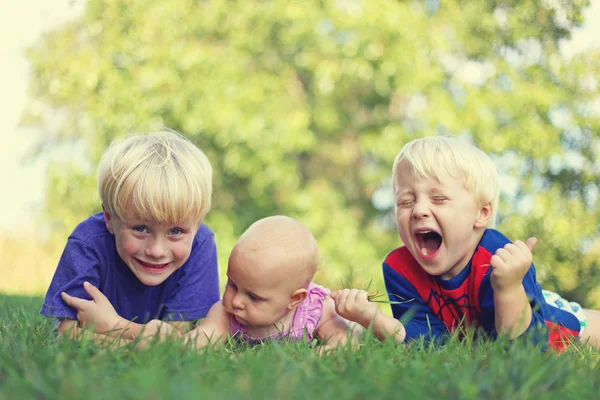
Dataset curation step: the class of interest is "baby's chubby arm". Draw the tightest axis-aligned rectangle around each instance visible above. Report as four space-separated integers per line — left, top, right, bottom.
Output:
60 282 189 340
181 301 231 349
490 237 538 338
331 289 406 344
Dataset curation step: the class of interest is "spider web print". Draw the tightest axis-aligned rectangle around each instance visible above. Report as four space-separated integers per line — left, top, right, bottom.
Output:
425 288 478 332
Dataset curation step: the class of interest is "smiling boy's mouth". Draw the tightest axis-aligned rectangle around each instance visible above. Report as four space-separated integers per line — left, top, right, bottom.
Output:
415 231 442 256
137 259 170 269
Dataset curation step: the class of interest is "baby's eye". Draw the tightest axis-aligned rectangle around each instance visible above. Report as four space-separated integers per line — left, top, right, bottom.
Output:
228 281 237 290
432 196 448 203
248 293 260 302
133 225 148 233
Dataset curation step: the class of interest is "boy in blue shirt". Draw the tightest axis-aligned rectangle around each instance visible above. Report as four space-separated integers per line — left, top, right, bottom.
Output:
335 136 600 351
41 130 220 341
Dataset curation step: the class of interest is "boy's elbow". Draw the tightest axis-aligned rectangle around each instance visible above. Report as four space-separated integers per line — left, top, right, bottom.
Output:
57 319 80 337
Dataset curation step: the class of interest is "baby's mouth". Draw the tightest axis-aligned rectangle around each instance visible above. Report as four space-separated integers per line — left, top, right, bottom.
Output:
415 231 442 256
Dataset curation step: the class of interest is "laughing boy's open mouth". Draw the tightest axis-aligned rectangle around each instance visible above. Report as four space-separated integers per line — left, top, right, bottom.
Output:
415 231 442 256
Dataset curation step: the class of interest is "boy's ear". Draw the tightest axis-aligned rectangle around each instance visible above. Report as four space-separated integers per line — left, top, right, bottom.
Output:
287 289 308 310
474 202 493 228
102 204 115 234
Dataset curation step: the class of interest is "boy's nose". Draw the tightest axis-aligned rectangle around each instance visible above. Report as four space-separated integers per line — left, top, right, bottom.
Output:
412 202 430 219
145 238 168 258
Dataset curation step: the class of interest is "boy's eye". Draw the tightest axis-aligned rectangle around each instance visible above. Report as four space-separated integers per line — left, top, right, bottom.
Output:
133 225 148 233
169 228 184 235
397 200 414 208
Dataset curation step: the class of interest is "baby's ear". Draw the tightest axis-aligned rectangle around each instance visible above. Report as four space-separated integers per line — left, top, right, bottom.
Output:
474 202 493 228
287 289 308 310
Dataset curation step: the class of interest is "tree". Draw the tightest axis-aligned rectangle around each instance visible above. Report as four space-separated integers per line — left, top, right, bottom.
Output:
25 0 600 304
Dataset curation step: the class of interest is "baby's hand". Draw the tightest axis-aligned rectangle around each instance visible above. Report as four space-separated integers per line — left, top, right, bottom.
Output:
61 282 120 334
490 237 537 292
330 289 380 328
136 320 181 349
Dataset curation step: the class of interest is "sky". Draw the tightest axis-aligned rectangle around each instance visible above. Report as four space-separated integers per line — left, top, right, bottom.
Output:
0 0 599 232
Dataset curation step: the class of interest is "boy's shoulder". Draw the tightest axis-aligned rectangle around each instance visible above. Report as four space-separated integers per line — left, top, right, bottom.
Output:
194 223 215 242
69 212 113 243
478 229 511 253
383 246 421 278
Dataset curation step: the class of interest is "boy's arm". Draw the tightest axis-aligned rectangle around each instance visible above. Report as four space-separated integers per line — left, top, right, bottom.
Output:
489 238 537 338
61 282 185 340
182 301 231 349
57 319 133 346
330 289 405 343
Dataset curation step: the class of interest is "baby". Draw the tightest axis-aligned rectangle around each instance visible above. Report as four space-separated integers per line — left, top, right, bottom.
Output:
144 215 404 349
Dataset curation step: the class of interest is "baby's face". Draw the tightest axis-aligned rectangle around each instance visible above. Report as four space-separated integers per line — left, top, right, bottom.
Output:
104 205 200 286
394 161 490 280
222 249 297 328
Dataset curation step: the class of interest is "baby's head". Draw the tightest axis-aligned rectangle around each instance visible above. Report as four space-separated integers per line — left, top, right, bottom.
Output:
98 130 212 224
223 216 320 328
97 130 212 286
392 136 499 228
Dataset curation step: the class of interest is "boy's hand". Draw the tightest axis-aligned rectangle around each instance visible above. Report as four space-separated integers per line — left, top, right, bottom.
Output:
61 282 120 334
331 289 380 328
490 237 537 292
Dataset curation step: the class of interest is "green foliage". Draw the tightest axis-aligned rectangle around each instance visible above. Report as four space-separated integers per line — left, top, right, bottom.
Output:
23 0 600 303
2 294 600 398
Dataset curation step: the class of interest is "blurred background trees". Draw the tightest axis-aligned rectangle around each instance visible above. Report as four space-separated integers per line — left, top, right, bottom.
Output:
22 0 600 305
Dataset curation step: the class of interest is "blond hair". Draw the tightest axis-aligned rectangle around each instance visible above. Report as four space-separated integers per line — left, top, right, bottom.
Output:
98 130 212 224
392 136 499 228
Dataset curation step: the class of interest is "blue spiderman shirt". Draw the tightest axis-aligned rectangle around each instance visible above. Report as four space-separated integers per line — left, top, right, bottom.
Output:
383 229 580 351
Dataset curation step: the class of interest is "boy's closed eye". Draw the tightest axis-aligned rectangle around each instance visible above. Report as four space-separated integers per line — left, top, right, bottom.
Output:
397 199 415 207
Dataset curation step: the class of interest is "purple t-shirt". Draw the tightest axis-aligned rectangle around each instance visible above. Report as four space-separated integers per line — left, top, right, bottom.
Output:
40 212 220 323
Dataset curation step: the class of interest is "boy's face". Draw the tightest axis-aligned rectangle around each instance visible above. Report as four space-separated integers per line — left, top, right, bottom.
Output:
222 248 297 330
103 206 200 286
394 161 491 280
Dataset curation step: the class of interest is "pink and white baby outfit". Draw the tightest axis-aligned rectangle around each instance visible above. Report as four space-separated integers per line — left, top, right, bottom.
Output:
229 283 329 344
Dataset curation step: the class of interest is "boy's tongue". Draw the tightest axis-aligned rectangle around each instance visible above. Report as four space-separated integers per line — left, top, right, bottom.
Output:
418 232 442 255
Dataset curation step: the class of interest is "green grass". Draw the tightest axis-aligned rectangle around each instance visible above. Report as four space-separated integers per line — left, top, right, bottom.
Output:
1 294 599 399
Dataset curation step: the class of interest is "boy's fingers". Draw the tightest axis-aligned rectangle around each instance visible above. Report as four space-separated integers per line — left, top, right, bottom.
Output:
83 281 105 302
525 237 538 252
61 291 86 310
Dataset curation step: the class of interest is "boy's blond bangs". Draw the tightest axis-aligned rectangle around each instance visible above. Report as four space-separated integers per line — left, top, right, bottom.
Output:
98 131 212 224
393 136 499 227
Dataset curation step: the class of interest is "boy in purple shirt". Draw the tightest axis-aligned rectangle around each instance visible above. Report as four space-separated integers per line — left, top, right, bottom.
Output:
41 130 220 342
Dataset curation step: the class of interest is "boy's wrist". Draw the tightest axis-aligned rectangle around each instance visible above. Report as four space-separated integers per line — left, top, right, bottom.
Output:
494 283 525 298
110 316 133 337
